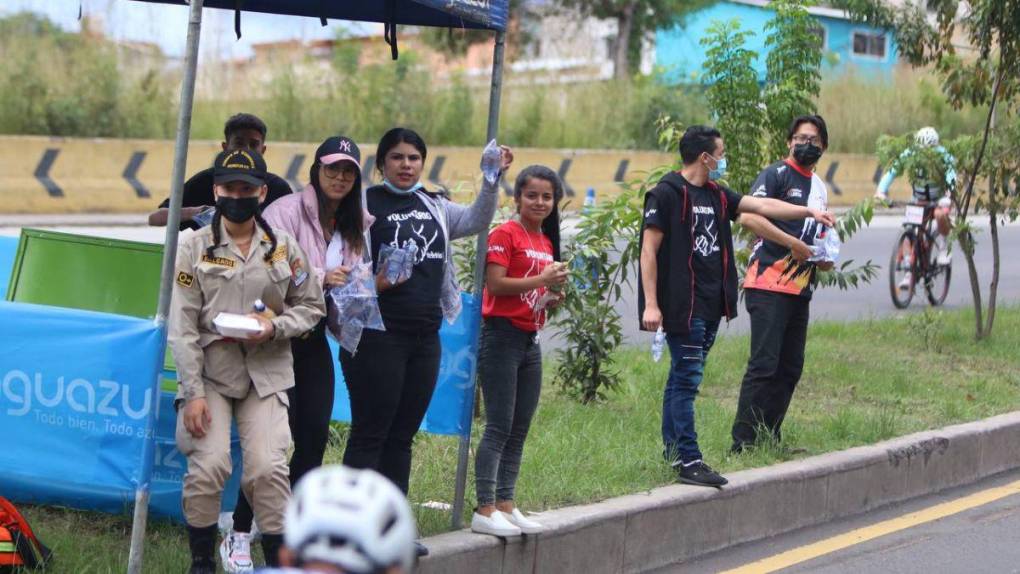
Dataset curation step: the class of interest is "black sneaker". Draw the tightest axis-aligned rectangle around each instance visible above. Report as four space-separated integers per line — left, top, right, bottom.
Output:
415 541 430 557
676 460 728 488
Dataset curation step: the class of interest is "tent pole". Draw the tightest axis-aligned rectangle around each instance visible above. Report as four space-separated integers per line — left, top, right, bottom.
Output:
451 30 506 530
127 1 205 573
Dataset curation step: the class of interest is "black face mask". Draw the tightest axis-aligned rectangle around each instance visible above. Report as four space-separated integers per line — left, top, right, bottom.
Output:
216 196 260 223
793 142 824 167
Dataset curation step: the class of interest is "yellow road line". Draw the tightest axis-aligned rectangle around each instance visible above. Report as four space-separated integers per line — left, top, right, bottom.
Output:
721 479 1020 574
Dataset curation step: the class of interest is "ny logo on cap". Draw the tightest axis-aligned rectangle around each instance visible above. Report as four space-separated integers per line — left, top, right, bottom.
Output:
339 140 352 152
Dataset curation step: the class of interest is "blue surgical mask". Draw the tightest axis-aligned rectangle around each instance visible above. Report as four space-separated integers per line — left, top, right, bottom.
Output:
708 156 727 181
382 179 424 196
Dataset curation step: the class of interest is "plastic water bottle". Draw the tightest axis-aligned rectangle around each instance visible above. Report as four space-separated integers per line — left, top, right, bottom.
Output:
583 187 596 212
191 206 216 228
574 187 599 290
252 299 276 319
651 327 666 362
480 139 502 185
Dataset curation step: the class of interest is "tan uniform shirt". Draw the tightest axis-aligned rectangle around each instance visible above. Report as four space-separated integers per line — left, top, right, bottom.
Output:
170 221 326 403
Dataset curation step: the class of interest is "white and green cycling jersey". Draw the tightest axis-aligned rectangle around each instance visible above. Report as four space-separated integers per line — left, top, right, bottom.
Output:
876 145 957 201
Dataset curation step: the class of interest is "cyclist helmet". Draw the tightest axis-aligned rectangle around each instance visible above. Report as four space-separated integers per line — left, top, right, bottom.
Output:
914 127 940 148
284 465 416 573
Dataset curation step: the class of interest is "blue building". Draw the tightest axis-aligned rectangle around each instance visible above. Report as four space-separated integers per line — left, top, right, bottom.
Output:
655 0 899 83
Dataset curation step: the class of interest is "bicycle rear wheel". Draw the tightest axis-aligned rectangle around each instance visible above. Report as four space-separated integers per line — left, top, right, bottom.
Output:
889 229 916 309
925 230 952 306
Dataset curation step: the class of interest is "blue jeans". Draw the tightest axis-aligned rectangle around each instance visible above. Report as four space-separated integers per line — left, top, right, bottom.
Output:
662 318 720 465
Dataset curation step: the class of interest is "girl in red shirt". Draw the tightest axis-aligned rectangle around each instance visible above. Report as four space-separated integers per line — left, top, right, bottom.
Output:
471 165 567 537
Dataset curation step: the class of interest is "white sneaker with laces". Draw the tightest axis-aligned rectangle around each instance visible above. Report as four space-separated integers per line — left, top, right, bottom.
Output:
219 530 254 573
471 510 521 537
898 272 913 291
502 508 544 534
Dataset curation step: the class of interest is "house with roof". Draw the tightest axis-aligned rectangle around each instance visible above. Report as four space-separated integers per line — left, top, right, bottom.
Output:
655 0 899 83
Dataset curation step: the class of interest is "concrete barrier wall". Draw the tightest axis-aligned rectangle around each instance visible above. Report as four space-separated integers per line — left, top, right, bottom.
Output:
417 411 1020 574
0 135 914 214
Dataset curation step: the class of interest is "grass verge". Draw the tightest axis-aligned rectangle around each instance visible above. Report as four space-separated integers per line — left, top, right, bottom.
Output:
20 306 1020 572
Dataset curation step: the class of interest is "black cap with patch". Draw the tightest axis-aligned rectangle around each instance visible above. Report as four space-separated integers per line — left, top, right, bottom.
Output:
213 148 267 186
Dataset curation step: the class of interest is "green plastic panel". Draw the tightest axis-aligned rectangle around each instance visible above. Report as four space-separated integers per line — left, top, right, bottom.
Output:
6 228 178 379
7 229 164 318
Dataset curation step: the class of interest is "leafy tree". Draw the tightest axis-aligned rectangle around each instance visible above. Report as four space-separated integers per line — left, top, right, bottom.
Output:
556 0 714 79
700 19 765 196
699 1 877 292
762 0 823 159
835 0 1020 339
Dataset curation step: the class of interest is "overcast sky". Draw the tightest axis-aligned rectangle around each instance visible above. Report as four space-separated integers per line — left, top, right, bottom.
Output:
1 0 378 59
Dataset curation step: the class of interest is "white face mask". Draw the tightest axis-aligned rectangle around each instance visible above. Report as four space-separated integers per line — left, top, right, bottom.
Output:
382 179 424 195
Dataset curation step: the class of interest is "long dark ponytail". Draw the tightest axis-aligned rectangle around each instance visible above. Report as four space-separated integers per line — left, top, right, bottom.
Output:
310 162 364 253
514 165 564 262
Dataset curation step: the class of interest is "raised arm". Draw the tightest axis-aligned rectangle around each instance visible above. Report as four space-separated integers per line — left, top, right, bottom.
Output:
738 195 835 227
444 146 514 240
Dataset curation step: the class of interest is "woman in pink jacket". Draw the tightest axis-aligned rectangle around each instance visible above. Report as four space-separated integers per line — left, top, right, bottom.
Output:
217 135 368 573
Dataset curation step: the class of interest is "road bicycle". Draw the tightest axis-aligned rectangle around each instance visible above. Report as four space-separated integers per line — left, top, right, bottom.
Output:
887 192 952 309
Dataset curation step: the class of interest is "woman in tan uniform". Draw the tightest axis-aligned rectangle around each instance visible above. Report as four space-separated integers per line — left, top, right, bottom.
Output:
170 148 326 574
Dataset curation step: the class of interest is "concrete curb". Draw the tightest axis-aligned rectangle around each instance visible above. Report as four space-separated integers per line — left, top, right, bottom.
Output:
417 411 1020 574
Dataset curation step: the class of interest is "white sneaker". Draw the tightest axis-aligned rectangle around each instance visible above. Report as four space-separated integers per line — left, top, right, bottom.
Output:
898 272 913 291
471 510 521 537
502 508 544 534
219 530 254 573
936 248 952 266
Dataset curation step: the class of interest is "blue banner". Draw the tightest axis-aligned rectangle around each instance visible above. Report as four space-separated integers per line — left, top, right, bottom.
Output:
0 301 163 513
410 0 509 30
329 293 481 436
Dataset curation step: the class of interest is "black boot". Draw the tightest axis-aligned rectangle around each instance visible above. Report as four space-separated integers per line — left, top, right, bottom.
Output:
261 533 284 567
186 524 217 574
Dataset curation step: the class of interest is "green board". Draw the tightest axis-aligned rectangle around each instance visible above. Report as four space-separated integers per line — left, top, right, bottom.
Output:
6 228 178 391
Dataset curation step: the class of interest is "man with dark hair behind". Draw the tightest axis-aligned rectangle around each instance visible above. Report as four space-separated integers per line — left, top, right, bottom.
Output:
148 113 293 230
639 125 834 487
730 114 835 453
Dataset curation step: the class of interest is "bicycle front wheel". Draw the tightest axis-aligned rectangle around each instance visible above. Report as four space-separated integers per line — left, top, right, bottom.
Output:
889 229 916 309
925 231 952 306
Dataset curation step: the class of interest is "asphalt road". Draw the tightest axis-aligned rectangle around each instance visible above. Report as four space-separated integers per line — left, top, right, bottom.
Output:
670 468 1020 574
1 215 1017 351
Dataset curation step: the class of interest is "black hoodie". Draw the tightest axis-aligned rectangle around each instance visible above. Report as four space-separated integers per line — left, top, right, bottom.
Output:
637 171 743 334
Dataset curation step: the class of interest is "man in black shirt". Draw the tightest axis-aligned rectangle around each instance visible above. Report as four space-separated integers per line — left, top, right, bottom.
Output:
731 115 835 453
638 125 834 487
148 113 293 231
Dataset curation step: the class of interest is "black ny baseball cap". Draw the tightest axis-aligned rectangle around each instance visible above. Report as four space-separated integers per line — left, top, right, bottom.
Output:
315 136 361 169
213 148 267 186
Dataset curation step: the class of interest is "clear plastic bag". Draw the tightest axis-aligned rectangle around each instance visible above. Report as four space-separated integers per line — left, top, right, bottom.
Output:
809 226 841 263
480 139 502 185
326 260 385 355
379 243 417 286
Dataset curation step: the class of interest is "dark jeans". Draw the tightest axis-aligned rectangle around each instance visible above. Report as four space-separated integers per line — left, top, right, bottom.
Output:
339 327 441 494
663 317 720 465
474 318 543 507
233 319 335 532
731 289 810 451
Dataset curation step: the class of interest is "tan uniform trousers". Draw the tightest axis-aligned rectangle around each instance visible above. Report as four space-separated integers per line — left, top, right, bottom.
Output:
176 386 292 534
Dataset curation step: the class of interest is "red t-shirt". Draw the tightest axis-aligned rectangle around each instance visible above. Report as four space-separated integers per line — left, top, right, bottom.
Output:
482 221 555 332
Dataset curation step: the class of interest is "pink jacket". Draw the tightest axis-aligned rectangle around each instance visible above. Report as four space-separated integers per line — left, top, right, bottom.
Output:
262 184 373 288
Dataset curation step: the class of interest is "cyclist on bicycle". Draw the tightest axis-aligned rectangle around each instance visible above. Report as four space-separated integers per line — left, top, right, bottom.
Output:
259 465 417 574
874 127 954 290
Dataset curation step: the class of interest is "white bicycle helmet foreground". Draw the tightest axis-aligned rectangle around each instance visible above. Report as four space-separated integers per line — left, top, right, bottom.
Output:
914 126 940 147
284 465 417 573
